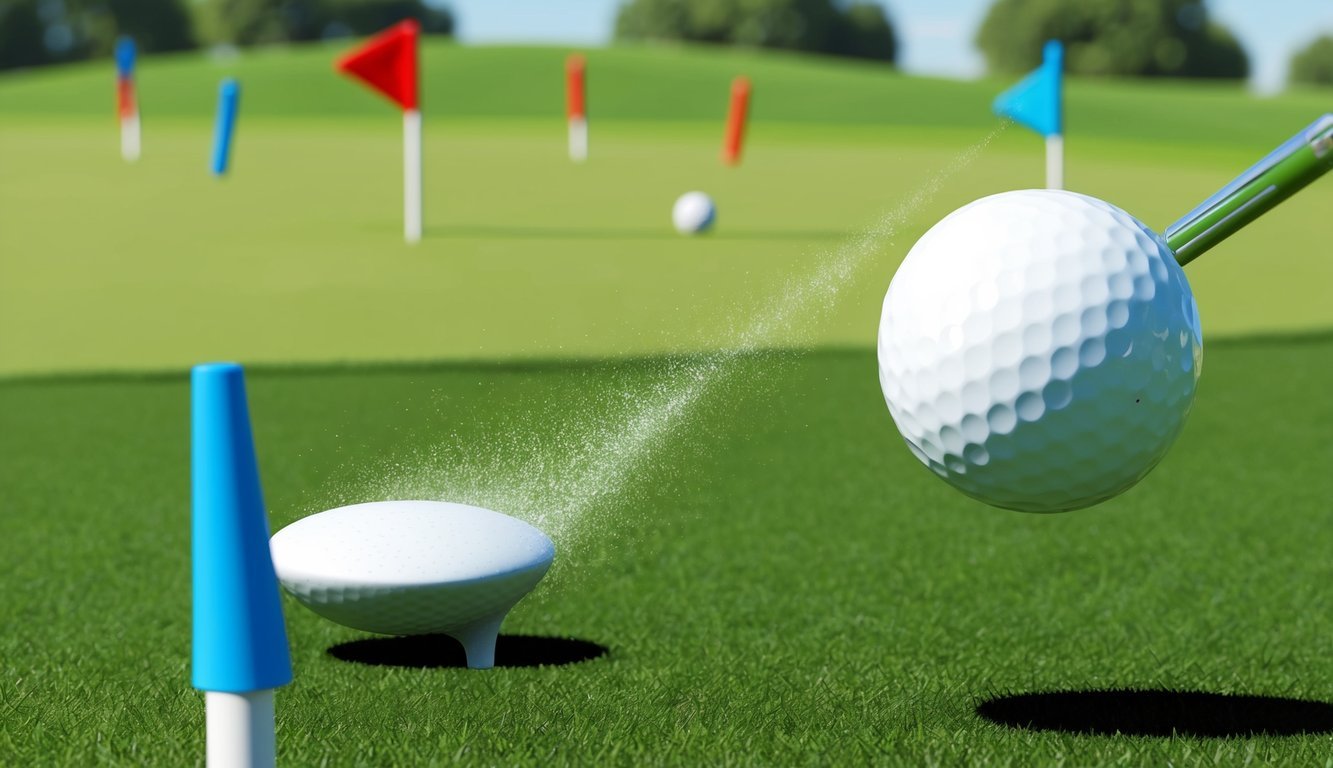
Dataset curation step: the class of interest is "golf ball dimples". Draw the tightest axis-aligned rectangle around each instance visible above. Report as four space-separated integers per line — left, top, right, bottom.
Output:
270 501 554 637
673 191 716 234
878 190 1202 512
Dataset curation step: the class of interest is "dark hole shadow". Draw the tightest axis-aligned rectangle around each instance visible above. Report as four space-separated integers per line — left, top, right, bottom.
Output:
328 634 608 669
977 689 1333 738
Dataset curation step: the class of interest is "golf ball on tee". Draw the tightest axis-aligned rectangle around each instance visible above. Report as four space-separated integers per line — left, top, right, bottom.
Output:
269 500 554 668
673 191 716 234
877 189 1202 512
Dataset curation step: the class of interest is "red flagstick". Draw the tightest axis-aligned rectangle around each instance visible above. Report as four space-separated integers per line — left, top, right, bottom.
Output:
722 76 751 166
566 54 587 162
336 20 421 243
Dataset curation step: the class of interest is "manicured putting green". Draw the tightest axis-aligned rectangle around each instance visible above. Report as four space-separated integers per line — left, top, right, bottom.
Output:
2 339 1331 765
1 44 1332 376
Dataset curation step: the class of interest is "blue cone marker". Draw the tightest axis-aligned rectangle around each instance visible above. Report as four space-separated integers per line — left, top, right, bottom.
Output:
192 363 290 767
211 79 241 177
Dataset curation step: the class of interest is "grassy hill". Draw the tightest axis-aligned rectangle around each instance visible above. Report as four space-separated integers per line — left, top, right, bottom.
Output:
2 41 1328 146
0 42 1330 377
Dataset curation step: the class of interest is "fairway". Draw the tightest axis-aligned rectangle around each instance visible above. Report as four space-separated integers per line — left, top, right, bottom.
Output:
3 340 1333 764
2 40 1333 766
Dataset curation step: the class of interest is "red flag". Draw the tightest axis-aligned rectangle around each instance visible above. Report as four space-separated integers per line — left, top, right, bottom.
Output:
336 20 419 111
566 54 586 120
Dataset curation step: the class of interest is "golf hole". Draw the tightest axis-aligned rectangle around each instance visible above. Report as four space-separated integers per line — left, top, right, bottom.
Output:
328 634 609 669
976 689 1333 738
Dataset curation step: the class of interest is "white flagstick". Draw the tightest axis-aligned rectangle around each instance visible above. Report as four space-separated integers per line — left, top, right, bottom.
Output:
121 112 140 162
568 115 588 163
403 108 422 243
206 691 275 768
1045 133 1063 190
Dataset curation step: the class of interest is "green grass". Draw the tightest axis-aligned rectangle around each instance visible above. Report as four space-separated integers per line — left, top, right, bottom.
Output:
1 43 1331 377
2 341 1332 765
2 42 1332 765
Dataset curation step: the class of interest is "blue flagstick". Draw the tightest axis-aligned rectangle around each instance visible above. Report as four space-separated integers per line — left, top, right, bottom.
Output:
994 40 1064 188
192 362 290 767
212 79 240 177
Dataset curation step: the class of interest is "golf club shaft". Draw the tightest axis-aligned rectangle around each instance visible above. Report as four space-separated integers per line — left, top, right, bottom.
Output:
1166 113 1333 266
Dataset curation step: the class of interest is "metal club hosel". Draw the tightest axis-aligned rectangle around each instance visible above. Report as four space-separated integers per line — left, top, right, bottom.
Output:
1166 113 1333 266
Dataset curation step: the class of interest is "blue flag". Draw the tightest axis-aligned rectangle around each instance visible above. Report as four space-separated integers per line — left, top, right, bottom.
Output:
114 36 136 79
994 40 1063 137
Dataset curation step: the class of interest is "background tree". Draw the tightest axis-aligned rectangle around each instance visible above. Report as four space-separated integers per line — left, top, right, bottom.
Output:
830 2 897 62
0 0 195 70
109 0 196 53
976 0 1248 80
1289 35 1333 87
198 0 454 48
615 0 896 63
0 2 48 70
0 0 453 70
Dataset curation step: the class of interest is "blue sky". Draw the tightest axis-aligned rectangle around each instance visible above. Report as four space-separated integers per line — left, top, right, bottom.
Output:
440 0 1333 93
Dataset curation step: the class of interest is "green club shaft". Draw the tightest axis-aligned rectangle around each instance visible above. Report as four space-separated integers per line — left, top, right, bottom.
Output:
1166 113 1333 266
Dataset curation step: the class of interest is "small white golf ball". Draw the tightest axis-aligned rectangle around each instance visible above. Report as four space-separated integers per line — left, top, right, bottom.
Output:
673 191 716 234
270 500 554 668
878 189 1202 513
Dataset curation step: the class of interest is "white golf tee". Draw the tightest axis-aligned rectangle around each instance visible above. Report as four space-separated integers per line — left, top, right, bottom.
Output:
568 116 588 163
1045 134 1063 190
206 690 276 768
452 610 510 669
403 108 422 243
121 113 141 163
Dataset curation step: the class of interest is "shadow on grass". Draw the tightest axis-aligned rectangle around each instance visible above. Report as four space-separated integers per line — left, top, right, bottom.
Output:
328 634 608 669
425 224 847 242
977 689 1333 737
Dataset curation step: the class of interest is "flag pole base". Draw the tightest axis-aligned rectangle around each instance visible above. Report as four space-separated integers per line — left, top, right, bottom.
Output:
568 116 588 163
121 113 141 163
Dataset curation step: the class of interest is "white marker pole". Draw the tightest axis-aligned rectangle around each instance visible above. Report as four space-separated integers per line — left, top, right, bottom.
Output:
569 116 588 163
403 108 423 243
1046 133 1063 190
206 691 275 768
121 112 141 162
404 108 422 243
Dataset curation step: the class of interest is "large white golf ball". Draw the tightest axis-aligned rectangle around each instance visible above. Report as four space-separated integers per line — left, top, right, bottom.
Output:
878 190 1202 512
270 500 554 668
673 191 716 234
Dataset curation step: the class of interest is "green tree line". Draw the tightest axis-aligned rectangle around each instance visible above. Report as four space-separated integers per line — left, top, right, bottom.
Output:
610 0 1294 83
615 0 897 63
976 0 1248 79
5 0 1330 87
1290 35 1333 87
0 0 453 71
